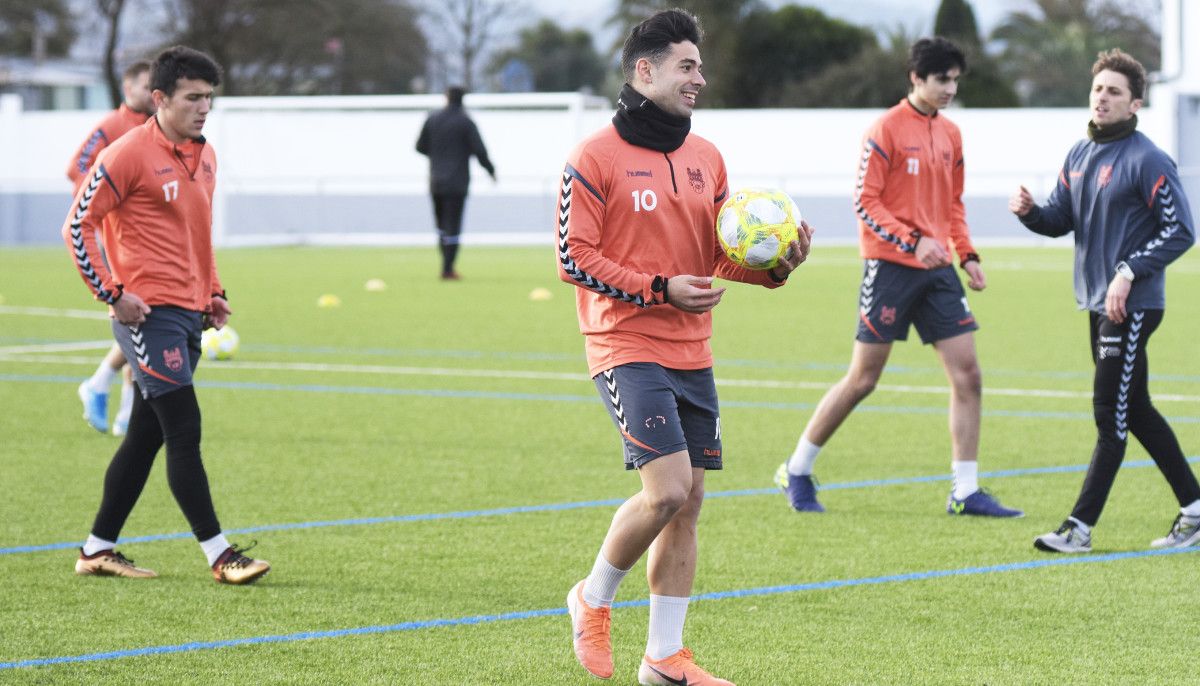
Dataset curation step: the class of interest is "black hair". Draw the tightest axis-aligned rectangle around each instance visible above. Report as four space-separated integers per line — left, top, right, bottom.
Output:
150 46 222 96
620 8 703 83
908 37 966 80
121 60 151 81
446 86 465 106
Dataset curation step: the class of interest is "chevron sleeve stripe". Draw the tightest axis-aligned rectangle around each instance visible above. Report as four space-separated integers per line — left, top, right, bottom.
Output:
64 164 120 304
854 140 916 254
557 167 649 308
1128 177 1182 263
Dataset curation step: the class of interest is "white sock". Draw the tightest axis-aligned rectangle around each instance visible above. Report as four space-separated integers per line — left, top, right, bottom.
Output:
786 435 821 476
1181 499 1200 518
646 594 690 660
1067 516 1091 535
951 460 978 500
200 533 231 567
86 361 117 394
116 381 135 420
582 552 629 608
82 534 116 556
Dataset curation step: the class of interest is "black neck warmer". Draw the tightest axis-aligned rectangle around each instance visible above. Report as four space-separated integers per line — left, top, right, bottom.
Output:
1088 114 1138 144
612 83 691 153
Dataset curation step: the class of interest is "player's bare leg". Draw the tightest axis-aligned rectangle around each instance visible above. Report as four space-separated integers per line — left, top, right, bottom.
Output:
778 342 890 512
935 331 1022 517
602 451 694 569
803 341 892 445
570 451 692 679
933 331 981 463
639 466 733 684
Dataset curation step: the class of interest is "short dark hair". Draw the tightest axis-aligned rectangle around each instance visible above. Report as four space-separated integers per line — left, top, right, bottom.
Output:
1093 48 1146 100
908 37 966 80
446 86 465 106
121 60 151 81
620 8 703 83
151 46 222 96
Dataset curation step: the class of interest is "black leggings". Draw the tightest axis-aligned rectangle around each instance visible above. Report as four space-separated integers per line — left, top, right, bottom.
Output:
90 384 222 542
1070 310 1200 526
432 192 466 274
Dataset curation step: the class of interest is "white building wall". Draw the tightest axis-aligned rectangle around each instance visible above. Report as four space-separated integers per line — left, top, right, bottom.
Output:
0 94 1181 246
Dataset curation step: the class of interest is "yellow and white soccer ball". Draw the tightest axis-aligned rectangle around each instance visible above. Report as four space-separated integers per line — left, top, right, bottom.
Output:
201 326 239 361
715 188 802 270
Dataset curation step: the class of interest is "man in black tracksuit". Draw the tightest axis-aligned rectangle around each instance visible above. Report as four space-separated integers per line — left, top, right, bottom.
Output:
416 86 496 279
1011 49 1200 553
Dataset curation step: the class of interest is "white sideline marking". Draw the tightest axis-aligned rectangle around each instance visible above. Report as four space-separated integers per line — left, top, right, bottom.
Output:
1 353 1197 403
0 341 111 354
0 305 109 320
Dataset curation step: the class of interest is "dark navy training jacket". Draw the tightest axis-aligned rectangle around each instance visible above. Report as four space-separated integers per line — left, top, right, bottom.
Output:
1019 129 1194 313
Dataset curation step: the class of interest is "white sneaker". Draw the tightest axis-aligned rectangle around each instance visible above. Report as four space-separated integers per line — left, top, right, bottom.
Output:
1150 514 1200 549
1034 520 1092 553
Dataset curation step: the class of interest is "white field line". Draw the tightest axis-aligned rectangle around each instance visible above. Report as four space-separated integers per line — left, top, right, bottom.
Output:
0 341 112 354
0 305 109 320
2 352 1198 403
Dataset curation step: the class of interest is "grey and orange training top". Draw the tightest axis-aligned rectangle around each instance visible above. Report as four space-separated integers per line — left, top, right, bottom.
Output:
62 116 222 313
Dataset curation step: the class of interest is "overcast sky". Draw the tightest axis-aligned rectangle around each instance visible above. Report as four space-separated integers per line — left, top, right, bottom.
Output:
527 0 1020 47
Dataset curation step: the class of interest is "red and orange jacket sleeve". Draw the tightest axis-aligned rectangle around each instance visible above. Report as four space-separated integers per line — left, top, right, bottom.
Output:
556 145 663 308
854 121 919 254
61 150 131 304
947 132 978 261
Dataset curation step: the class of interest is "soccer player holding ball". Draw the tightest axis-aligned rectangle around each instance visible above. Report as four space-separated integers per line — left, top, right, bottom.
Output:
62 47 269 584
557 10 810 685
777 37 1023 518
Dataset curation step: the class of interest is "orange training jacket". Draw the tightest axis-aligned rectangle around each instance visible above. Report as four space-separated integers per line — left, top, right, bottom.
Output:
557 124 782 377
62 117 222 312
855 99 977 268
66 103 151 191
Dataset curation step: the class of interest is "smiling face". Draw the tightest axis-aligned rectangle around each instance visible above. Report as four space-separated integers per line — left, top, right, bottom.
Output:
636 40 705 118
153 77 214 143
1090 68 1141 127
909 67 960 113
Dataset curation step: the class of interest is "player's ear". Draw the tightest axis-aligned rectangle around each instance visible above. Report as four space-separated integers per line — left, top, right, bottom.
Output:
636 57 654 85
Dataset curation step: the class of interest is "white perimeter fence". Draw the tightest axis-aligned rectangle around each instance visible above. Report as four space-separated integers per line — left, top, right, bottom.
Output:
0 92 1189 248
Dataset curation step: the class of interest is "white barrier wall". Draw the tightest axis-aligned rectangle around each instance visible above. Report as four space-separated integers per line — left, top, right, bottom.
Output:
0 93 1178 246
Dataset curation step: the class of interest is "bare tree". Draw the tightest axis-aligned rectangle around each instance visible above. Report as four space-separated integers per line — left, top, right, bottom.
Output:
97 0 128 107
423 0 519 90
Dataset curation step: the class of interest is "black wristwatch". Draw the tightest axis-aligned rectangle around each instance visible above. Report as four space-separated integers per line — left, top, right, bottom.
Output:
651 275 669 303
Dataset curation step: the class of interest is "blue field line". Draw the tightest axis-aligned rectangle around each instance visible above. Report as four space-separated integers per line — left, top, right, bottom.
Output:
3 545 1197 671
4 457 1195 557
4 374 1199 425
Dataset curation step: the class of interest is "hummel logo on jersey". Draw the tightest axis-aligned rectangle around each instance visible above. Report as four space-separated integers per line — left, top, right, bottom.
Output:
648 665 688 685
154 167 174 176
626 169 653 178
1100 336 1122 343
